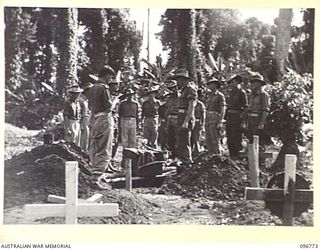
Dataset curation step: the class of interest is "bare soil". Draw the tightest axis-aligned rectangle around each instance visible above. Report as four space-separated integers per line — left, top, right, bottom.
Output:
3 123 313 226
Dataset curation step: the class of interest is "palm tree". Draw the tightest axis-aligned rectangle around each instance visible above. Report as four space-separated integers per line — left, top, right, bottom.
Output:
55 8 79 95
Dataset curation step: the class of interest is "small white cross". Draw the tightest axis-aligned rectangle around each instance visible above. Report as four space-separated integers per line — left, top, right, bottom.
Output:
24 161 119 224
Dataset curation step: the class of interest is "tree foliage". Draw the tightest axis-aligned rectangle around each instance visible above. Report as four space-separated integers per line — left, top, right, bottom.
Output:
4 7 143 129
290 9 314 74
266 70 313 145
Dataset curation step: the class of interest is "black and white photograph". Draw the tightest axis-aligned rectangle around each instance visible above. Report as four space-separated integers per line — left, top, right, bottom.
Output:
3 7 314 227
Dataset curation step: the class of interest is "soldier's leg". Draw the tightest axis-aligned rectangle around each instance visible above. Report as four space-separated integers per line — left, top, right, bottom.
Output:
121 118 130 149
191 123 201 157
227 120 241 158
128 119 137 148
211 124 221 155
177 127 192 165
205 124 213 153
150 117 158 148
80 116 90 151
92 115 114 174
167 122 177 157
143 118 150 145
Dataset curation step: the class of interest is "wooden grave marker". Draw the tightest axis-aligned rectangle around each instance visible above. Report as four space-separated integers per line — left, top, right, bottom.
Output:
248 135 260 187
24 161 119 224
245 154 313 225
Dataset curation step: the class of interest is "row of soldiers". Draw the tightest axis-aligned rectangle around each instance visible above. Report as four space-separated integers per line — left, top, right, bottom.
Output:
63 65 270 189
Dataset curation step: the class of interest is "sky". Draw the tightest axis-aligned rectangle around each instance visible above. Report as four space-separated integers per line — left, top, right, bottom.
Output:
129 8 304 65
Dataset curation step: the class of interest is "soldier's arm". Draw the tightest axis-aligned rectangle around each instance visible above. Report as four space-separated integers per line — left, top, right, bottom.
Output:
241 93 250 127
182 99 196 128
219 94 226 124
182 86 197 128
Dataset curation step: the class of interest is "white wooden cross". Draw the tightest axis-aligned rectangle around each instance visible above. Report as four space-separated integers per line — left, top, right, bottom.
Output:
245 154 313 225
24 161 119 224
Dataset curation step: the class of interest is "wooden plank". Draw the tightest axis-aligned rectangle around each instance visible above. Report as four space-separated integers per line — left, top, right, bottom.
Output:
248 136 259 187
239 152 273 159
104 170 175 183
284 155 297 193
65 161 78 224
283 154 297 226
245 187 313 202
24 204 119 219
47 194 103 204
125 158 132 191
86 193 103 203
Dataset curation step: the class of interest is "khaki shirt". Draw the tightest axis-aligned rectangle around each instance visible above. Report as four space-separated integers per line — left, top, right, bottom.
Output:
248 90 270 113
206 91 226 113
119 99 139 118
63 100 81 120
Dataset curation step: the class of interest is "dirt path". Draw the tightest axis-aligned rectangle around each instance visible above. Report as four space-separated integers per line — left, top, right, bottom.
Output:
136 193 215 224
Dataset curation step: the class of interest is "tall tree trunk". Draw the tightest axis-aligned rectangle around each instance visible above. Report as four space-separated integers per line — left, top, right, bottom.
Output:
274 9 293 80
78 8 107 73
56 8 79 95
176 9 197 80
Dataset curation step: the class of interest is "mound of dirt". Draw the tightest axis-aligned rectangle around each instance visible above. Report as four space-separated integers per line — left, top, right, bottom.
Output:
4 142 154 224
160 154 265 200
5 123 42 160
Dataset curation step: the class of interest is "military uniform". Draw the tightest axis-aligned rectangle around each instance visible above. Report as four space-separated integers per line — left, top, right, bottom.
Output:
226 87 247 158
177 83 197 164
78 93 91 151
205 90 226 154
165 92 179 158
88 82 114 175
247 89 270 145
63 98 81 146
142 98 160 148
191 100 205 157
118 96 139 149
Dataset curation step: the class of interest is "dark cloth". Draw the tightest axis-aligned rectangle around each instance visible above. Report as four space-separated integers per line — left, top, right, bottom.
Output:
194 100 205 122
119 100 139 118
226 115 243 157
226 88 247 111
165 93 179 116
206 91 226 112
158 104 166 119
142 99 160 118
167 117 178 157
63 100 81 120
143 117 158 148
177 127 192 164
226 87 247 158
178 84 197 110
88 82 112 114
